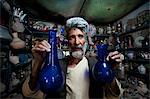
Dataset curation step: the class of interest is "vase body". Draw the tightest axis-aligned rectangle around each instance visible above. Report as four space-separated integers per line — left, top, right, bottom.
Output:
92 44 115 83
138 64 146 75
38 29 64 94
12 17 25 32
10 32 25 49
9 55 19 65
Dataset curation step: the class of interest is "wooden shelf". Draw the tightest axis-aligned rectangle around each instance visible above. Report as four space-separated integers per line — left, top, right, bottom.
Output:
93 34 110 38
127 70 149 79
0 79 25 98
32 31 49 38
124 59 149 64
11 48 31 54
24 25 49 37
108 47 149 52
32 31 48 35
24 25 48 35
120 25 149 36
0 45 9 50
10 60 32 71
121 47 149 51
123 47 150 51
62 49 69 51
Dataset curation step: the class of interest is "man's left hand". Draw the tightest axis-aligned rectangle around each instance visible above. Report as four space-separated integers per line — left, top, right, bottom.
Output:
106 51 124 63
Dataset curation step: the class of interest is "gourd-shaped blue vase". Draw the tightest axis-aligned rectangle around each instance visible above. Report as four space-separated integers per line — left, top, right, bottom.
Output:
92 44 115 83
38 29 64 93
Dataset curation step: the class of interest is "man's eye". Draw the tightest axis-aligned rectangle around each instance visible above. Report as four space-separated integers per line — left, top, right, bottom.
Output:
68 35 75 40
78 35 84 39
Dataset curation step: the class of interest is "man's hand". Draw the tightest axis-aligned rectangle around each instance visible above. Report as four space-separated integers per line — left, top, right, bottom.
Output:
29 40 51 90
32 40 51 62
106 51 124 63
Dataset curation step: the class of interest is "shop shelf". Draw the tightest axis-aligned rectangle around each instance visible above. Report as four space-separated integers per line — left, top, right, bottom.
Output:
11 48 31 54
123 47 149 51
108 47 149 52
10 60 32 71
0 79 25 98
93 34 110 38
124 59 150 64
120 25 150 36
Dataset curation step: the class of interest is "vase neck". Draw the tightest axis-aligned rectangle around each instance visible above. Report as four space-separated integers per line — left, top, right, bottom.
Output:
12 32 18 38
48 29 58 66
97 44 108 61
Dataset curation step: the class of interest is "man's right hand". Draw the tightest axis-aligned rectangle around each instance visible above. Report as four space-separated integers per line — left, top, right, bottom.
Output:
29 40 50 90
32 40 51 63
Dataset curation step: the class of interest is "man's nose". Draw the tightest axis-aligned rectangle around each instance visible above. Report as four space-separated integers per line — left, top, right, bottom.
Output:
75 36 80 45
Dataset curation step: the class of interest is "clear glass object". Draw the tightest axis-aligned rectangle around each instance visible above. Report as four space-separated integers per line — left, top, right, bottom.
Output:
38 29 64 94
92 44 115 83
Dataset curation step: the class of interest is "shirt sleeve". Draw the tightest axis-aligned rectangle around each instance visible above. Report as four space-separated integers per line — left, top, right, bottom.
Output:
22 76 44 99
104 78 124 99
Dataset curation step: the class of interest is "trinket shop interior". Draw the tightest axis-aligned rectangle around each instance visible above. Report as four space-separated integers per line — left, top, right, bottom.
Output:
0 0 150 98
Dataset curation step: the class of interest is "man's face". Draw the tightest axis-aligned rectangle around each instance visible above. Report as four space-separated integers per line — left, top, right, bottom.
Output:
68 28 86 58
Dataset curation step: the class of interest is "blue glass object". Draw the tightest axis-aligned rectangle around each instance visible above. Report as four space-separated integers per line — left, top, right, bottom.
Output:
38 29 64 94
60 27 65 34
18 53 28 64
92 44 115 83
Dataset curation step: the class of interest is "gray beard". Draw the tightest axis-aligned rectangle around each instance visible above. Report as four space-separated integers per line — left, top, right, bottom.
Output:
71 50 83 59
69 43 87 59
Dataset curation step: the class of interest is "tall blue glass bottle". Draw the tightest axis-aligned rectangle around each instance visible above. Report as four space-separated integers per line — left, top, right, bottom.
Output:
38 29 64 94
92 44 115 83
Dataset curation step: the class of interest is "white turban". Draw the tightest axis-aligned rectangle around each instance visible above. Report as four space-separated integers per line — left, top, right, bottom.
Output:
65 17 89 33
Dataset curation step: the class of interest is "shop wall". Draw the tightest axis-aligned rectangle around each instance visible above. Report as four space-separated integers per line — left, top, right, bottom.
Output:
117 1 149 26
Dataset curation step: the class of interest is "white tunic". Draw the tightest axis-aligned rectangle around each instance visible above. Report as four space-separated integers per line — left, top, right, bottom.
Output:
66 56 90 99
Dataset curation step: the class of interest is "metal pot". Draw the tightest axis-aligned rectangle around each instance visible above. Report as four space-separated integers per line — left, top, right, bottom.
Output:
0 25 12 41
10 32 25 49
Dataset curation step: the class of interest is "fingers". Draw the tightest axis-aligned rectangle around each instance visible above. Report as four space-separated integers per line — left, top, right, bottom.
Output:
108 51 119 58
115 59 122 62
19 11 23 17
32 40 51 52
42 40 51 49
107 51 124 62
106 51 119 61
115 54 124 62
111 54 121 60
20 14 27 22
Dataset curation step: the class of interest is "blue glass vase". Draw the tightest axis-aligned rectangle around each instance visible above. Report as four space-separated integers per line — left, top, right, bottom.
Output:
92 44 115 83
38 29 64 94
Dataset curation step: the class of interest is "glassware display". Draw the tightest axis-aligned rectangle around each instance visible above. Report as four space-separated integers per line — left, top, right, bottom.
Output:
38 29 64 94
92 44 115 83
